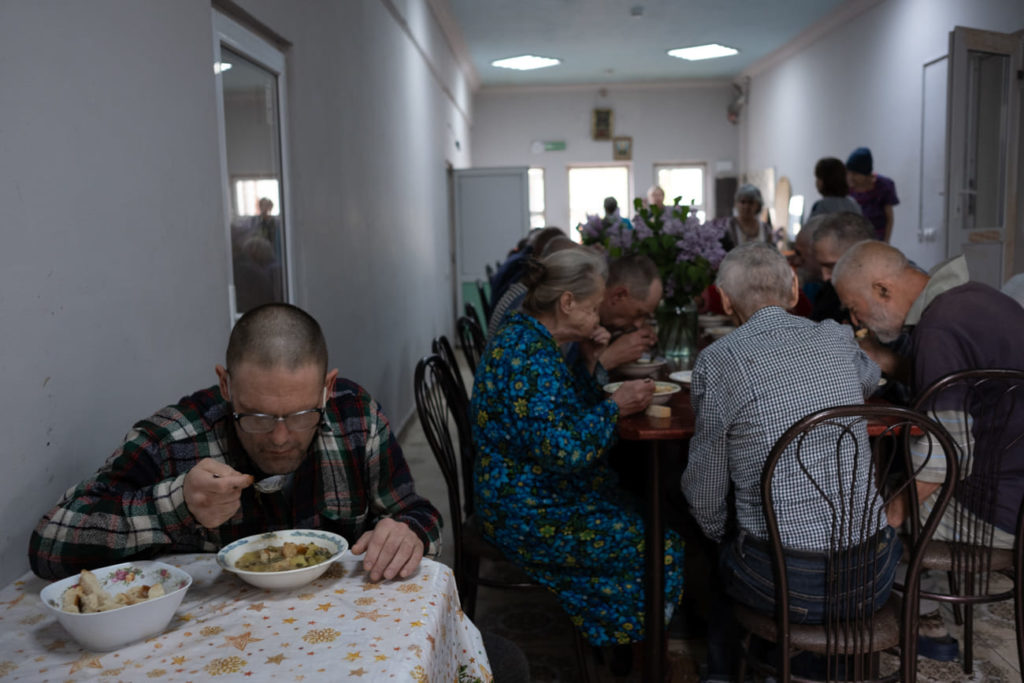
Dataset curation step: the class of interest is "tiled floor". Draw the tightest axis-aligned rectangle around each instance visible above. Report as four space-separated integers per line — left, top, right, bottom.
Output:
395 362 1023 681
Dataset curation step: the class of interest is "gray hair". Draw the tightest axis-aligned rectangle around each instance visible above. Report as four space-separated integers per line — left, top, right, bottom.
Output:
226 303 328 374
811 212 874 250
833 240 908 286
715 242 794 318
735 183 763 211
607 253 660 300
522 247 608 315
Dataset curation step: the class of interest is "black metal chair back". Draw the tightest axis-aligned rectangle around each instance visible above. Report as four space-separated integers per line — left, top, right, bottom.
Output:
736 404 959 683
464 301 485 333
457 314 487 375
909 368 1024 675
475 279 493 325
431 335 468 402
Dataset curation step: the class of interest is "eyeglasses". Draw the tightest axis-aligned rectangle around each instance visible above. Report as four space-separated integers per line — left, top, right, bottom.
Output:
232 407 324 434
226 377 328 434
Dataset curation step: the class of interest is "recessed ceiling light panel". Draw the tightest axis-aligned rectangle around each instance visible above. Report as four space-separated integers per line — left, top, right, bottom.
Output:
667 44 739 61
491 55 561 71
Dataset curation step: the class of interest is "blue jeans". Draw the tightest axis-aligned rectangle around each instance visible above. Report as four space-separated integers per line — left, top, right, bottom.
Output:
721 525 902 623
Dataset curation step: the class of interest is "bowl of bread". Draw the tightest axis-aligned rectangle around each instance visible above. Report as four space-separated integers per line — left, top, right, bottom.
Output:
217 529 348 590
40 560 192 651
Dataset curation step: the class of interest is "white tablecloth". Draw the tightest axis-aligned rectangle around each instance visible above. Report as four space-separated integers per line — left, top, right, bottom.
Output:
0 555 492 681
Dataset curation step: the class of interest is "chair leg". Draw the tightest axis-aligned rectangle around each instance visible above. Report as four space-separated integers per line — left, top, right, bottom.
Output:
570 625 597 683
1016 571 1024 676
963 603 974 675
736 632 750 683
949 570 964 625
461 557 481 620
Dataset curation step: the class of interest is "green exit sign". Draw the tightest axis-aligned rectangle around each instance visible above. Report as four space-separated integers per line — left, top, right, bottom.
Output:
543 141 566 151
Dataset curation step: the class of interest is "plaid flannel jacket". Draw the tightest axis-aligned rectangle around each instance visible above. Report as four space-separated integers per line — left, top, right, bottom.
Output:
30 379 441 579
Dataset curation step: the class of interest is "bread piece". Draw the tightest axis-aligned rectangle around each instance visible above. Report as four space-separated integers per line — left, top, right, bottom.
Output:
645 405 671 418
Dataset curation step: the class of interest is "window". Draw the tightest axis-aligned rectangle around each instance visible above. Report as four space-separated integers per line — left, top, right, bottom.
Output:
213 12 291 322
528 167 546 228
567 165 631 242
655 163 706 221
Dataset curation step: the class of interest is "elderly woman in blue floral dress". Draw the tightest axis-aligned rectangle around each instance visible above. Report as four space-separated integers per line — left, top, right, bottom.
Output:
471 246 686 650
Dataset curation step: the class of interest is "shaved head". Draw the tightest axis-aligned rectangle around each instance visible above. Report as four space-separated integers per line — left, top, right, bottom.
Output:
832 240 908 287
226 303 328 374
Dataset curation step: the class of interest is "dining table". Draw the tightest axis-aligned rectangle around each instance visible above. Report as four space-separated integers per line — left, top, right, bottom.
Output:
0 554 492 682
616 382 696 683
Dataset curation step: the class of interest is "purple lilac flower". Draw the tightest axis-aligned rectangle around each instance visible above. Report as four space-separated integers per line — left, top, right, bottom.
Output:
631 214 654 241
578 213 605 243
607 223 635 250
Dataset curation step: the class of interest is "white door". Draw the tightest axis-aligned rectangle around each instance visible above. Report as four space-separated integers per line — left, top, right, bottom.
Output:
453 167 530 323
945 26 1023 287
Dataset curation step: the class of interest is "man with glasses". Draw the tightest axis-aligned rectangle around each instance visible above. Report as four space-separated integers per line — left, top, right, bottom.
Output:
29 303 440 582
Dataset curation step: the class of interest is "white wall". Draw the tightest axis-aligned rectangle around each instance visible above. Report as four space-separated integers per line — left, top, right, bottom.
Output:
471 83 739 236
740 0 1024 270
0 0 471 586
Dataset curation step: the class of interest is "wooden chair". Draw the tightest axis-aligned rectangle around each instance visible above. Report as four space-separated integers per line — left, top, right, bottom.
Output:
457 314 486 375
735 404 959 683
905 368 1024 675
413 354 598 681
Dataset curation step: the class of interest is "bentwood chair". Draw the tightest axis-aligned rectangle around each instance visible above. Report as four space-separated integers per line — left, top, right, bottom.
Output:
431 335 468 404
457 314 487 375
905 368 1024 675
464 301 485 334
735 405 959 683
475 279 493 325
413 354 598 681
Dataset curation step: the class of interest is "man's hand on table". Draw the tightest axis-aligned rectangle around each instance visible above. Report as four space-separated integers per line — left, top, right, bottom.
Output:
599 327 657 371
184 459 254 528
611 377 655 416
351 517 424 582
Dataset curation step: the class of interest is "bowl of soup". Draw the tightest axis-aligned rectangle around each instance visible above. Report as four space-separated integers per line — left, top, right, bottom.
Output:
217 529 348 590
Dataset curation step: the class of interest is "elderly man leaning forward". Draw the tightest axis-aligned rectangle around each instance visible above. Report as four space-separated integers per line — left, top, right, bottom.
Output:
681 242 899 681
30 303 441 582
833 241 1024 658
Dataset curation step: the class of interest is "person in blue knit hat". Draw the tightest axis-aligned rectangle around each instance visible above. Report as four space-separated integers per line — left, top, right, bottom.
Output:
846 147 900 243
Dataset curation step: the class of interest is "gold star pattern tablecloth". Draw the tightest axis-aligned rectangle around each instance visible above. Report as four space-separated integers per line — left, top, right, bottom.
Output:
0 555 492 681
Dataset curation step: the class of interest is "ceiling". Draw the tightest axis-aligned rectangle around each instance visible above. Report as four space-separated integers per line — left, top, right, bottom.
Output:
446 0 849 87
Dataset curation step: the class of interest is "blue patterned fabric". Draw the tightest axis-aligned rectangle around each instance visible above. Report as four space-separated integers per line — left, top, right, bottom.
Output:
471 312 685 645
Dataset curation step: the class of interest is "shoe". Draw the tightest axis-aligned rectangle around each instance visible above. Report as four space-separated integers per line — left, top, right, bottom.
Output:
917 610 959 662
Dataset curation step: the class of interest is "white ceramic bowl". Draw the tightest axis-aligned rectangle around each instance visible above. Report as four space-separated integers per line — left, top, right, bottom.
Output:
604 380 681 405
617 357 666 378
40 560 192 651
669 370 693 385
217 529 348 590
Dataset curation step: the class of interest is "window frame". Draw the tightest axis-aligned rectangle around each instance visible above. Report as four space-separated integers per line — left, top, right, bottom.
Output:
566 163 633 242
653 162 708 221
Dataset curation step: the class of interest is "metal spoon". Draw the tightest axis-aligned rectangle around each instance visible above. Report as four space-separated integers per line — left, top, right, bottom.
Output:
253 473 291 494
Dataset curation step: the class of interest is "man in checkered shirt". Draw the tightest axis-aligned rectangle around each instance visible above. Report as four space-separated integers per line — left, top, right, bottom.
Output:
681 243 899 679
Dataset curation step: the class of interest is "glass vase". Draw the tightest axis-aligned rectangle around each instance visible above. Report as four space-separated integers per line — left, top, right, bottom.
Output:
655 302 699 368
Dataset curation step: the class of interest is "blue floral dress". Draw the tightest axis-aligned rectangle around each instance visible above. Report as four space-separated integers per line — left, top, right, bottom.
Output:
471 312 685 645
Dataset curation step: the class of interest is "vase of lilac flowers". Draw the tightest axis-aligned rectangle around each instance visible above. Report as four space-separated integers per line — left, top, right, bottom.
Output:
580 197 726 363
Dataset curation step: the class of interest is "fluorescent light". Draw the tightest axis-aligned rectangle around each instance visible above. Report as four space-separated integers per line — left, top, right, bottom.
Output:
213 62 233 74
668 44 738 61
491 55 561 71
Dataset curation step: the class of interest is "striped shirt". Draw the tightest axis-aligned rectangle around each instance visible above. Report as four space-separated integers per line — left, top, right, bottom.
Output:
29 380 441 579
682 306 883 550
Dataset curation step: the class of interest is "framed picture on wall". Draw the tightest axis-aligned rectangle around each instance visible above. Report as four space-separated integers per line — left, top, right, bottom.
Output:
591 108 613 140
612 136 632 160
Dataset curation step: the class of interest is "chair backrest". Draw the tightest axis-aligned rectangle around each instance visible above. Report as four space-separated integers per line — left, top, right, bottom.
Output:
484 262 495 284
475 279 493 324
432 335 468 401
911 368 1024 577
457 315 487 375
427 340 476 516
464 301 485 332
761 404 959 681
414 354 468 584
